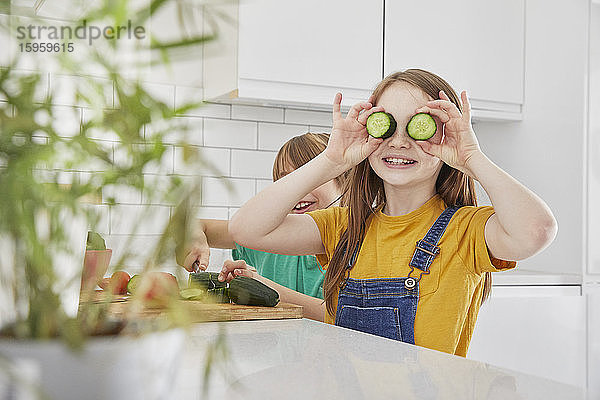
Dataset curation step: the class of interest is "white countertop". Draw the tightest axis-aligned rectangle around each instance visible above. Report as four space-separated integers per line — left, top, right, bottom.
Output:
173 318 583 399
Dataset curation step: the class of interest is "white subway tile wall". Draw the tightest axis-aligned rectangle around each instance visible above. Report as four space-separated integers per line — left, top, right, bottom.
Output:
255 179 272 194
309 125 333 133
203 118 257 149
258 122 309 151
164 117 204 146
102 183 143 205
50 74 114 108
0 15 12 68
202 177 255 208
82 108 122 142
29 73 335 271
83 204 111 236
230 149 277 179
110 204 171 235
140 82 176 110
194 206 229 220
51 106 82 138
174 146 230 177
9 70 50 103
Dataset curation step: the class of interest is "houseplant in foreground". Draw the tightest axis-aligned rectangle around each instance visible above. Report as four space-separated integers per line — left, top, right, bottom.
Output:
0 0 230 398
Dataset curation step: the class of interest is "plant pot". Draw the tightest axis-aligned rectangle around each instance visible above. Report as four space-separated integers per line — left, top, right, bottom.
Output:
0 328 185 400
80 249 113 299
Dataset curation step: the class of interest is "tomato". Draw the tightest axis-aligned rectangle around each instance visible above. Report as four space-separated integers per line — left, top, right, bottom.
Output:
109 271 131 295
129 272 179 307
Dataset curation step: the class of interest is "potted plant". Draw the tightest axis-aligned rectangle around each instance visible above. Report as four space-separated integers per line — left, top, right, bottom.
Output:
0 1 227 398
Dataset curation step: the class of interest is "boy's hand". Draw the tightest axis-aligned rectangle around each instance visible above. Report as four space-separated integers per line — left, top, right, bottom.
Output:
218 259 259 282
324 93 385 170
414 90 482 175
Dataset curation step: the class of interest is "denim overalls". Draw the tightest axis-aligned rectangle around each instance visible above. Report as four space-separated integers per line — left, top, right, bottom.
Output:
334 206 462 343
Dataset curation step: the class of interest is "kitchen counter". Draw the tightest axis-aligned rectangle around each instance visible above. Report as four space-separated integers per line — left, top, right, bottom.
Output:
172 319 583 399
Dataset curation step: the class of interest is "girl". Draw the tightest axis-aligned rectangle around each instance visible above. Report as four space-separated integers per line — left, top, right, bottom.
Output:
179 133 348 320
225 69 557 356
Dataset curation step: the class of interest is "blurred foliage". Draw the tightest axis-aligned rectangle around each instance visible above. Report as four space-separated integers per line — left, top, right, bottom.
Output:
0 0 231 346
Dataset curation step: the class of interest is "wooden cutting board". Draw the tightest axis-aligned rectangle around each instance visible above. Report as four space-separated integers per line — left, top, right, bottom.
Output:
106 300 303 323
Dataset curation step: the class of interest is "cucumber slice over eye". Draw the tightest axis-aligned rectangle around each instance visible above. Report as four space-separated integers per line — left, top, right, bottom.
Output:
366 112 397 139
407 113 437 140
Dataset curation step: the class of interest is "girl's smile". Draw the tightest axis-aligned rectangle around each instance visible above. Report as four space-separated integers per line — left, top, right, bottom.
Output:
382 154 418 169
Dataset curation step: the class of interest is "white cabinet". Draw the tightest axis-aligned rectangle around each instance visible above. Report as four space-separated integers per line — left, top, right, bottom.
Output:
587 284 600 399
204 0 525 119
467 285 586 388
204 0 383 109
384 0 525 120
588 1 600 276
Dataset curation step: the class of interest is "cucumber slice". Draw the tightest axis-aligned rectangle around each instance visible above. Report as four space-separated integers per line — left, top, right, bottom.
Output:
407 113 436 140
366 112 397 139
127 274 140 294
180 288 206 300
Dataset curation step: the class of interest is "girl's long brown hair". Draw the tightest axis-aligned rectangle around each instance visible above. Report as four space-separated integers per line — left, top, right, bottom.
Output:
324 69 492 317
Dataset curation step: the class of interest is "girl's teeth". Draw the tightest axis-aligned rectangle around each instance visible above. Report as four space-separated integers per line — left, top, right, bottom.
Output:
295 202 311 210
385 158 414 165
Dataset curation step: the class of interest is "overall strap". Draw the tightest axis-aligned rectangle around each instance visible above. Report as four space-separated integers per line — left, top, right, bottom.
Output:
347 242 360 269
409 205 462 272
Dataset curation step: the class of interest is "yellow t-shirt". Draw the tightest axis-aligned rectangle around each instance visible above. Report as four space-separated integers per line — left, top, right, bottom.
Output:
307 195 516 357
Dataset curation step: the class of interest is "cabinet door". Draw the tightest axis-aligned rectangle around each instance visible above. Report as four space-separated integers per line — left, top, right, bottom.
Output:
588 285 600 399
467 286 585 389
238 0 383 106
384 0 524 115
589 2 600 275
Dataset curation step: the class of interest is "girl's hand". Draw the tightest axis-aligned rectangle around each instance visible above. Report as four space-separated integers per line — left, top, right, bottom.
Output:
414 90 482 175
323 93 385 170
217 259 259 282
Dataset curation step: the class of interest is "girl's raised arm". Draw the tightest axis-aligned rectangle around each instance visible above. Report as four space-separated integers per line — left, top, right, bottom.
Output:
416 91 558 261
229 93 384 256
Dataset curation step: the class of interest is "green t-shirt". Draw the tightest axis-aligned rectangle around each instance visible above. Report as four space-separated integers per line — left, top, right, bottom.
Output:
232 244 325 299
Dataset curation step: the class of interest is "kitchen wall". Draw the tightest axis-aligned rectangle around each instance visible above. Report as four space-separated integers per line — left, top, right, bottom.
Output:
474 0 589 275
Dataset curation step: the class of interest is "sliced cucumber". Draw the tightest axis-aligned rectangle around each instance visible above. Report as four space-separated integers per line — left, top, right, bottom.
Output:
407 113 436 140
127 274 140 294
180 288 206 300
366 112 397 139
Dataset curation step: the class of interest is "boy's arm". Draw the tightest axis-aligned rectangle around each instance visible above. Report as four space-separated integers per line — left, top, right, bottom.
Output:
218 259 325 322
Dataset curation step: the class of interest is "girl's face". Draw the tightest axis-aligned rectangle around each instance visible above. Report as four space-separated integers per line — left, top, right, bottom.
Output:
367 83 444 188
